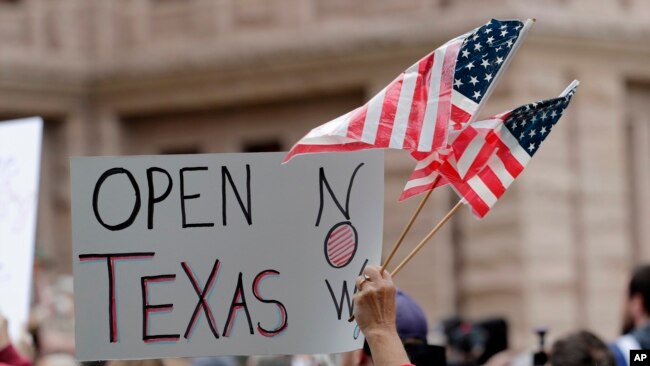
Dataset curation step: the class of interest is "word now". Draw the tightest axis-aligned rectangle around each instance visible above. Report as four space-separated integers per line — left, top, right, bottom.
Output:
78 252 288 343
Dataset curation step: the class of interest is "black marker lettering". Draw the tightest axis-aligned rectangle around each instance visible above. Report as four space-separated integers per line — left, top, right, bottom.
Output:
316 163 364 226
252 270 288 337
92 168 141 231
221 165 252 226
147 167 172 230
78 252 155 343
180 167 214 228
325 279 354 320
223 272 254 337
324 259 368 320
141 274 180 343
181 259 220 339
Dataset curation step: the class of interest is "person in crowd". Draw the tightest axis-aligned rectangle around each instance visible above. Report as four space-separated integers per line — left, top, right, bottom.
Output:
0 313 32 366
611 265 650 365
342 283 445 366
347 265 414 366
551 330 614 366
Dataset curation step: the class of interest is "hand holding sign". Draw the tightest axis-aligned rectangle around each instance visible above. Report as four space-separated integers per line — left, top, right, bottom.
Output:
352 266 410 366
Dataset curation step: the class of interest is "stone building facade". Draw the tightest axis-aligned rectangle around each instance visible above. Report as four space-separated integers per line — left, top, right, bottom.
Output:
0 0 649 351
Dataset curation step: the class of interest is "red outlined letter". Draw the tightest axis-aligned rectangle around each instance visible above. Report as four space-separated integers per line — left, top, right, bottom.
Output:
78 252 155 343
252 270 288 337
181 259 220 339
222 272 254 337
141 274 180 343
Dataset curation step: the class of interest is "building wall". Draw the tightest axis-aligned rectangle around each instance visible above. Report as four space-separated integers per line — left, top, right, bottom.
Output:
0 0 648 351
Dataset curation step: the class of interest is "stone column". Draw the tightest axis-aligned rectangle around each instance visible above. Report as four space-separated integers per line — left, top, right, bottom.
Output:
96 107 123 156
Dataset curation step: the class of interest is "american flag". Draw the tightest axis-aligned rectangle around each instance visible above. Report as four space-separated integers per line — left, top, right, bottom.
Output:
403 18 534 199
438 80 579 218
283 19 532 164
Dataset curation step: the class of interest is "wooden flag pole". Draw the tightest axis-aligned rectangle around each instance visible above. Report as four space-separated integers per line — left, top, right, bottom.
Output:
391 200 463 276
380 181 437 273
381 18 535 276
384 18 536 278
348 199 462 322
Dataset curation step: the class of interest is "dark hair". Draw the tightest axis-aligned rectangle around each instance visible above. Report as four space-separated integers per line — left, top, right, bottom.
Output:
629 265 650 314
551 331 614 366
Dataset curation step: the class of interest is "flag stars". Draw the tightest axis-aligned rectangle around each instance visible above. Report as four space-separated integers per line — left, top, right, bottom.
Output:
529 129 536 138
520 132 525 139
484 73 493 82
472 90 482 100
474 43 483 51
485 27 493 34
551 110 557 118
500 29 508 37
472 33 480 41
541 112 548 120
466 61 475 70
506 39 514 48
454 78 463 88
487 36 495 45
462 49 470 58
495 46 502 52
495 56 504 65
528 143 536 152
469 76 479 86
540 126 548 135
481 59 491 68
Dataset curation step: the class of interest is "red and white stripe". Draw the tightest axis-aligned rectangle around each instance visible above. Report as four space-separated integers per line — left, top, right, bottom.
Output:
283 36 464 163
400 19 535 201
400 120 499 200
325 223 357 267
448 124 530 218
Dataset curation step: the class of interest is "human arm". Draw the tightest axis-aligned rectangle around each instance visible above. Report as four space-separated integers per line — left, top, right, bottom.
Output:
353 265 413 366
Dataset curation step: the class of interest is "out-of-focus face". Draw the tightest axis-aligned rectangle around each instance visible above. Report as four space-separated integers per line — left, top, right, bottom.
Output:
622 295 635 334
621 293 649 334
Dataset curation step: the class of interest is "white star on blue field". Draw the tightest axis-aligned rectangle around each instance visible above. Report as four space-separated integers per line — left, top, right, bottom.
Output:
503 87 577 156
454 19 524 103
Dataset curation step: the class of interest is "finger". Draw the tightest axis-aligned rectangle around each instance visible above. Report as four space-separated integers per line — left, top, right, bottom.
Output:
355 275 368 290
362 265 382 282
380 267 394 283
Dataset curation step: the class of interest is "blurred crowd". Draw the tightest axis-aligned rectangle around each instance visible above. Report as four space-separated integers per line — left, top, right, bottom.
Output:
6 263 650 366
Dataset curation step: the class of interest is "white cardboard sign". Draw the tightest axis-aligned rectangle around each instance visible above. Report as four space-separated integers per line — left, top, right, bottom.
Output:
0 117 42 342
71 151 383 360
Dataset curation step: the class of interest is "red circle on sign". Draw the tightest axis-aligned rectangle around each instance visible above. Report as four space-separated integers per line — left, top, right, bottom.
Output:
324 222 358 268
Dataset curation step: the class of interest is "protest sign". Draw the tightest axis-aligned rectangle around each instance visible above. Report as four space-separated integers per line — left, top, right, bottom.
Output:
0 117 42 341
71 151 383 360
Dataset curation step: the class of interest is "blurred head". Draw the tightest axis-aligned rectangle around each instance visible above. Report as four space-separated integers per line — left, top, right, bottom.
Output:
395 290 428 344
623 265 650 333
342 289 438 366
550 331 614 366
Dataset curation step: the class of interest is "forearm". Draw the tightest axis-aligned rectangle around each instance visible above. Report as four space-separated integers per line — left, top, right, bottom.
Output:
365 328 412 366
